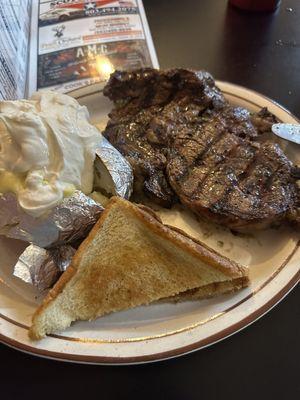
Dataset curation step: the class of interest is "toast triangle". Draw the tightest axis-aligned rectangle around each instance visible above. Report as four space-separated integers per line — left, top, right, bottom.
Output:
29 197 248 339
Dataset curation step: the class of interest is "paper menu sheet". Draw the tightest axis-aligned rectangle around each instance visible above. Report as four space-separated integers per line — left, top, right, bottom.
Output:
0 0 159 100
0 0 31 99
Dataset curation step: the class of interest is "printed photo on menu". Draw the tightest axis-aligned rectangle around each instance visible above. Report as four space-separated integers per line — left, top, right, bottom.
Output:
38 3 145 54
35 0 156 92
39 0 137 27
37 40 152 90
0 0 158 99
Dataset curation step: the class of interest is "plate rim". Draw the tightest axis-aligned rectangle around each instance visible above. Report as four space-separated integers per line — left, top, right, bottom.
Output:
1 81 299 364
0 269 299 365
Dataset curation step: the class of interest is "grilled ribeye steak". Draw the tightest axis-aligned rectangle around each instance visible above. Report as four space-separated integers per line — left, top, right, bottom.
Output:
103 68 299 230
104 69 226 207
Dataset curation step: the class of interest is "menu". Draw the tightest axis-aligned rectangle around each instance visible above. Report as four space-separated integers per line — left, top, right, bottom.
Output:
0 0 158 99
0 0 32 99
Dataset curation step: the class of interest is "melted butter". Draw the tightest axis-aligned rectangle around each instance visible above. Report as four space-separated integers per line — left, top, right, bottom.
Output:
0 171 24 194
63 183 76 198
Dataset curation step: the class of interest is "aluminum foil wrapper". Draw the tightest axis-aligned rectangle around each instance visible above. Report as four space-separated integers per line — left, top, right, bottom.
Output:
94 136 133 199
0 191 103 248
14 244 75 291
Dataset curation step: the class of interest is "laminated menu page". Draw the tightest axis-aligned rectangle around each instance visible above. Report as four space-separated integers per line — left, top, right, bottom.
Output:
0 0 159 100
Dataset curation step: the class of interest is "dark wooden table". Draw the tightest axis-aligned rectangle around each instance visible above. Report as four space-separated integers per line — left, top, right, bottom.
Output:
1 1 299 398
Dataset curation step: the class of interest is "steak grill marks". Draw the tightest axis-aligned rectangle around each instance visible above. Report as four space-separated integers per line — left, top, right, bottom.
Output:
103 68 299 230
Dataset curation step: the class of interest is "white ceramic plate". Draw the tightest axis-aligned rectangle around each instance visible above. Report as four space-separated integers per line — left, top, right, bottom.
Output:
0 81 299 365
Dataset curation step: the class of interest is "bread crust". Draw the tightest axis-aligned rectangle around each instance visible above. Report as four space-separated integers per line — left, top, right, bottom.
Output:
29 197 248 339
29 203 116 339
129 200 248 278
164 276 249 302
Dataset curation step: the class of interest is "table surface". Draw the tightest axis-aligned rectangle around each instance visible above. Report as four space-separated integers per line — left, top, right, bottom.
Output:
1 0 299 398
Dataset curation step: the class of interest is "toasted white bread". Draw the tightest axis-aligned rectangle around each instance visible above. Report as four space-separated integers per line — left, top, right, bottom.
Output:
163 277 249 303
29 197 249 339
155 225 249 301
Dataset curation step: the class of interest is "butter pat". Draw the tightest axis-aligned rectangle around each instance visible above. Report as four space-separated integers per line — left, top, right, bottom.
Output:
0 92 100 217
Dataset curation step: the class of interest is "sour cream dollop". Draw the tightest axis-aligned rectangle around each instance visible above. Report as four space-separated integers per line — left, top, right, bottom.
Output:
0 91 100 217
